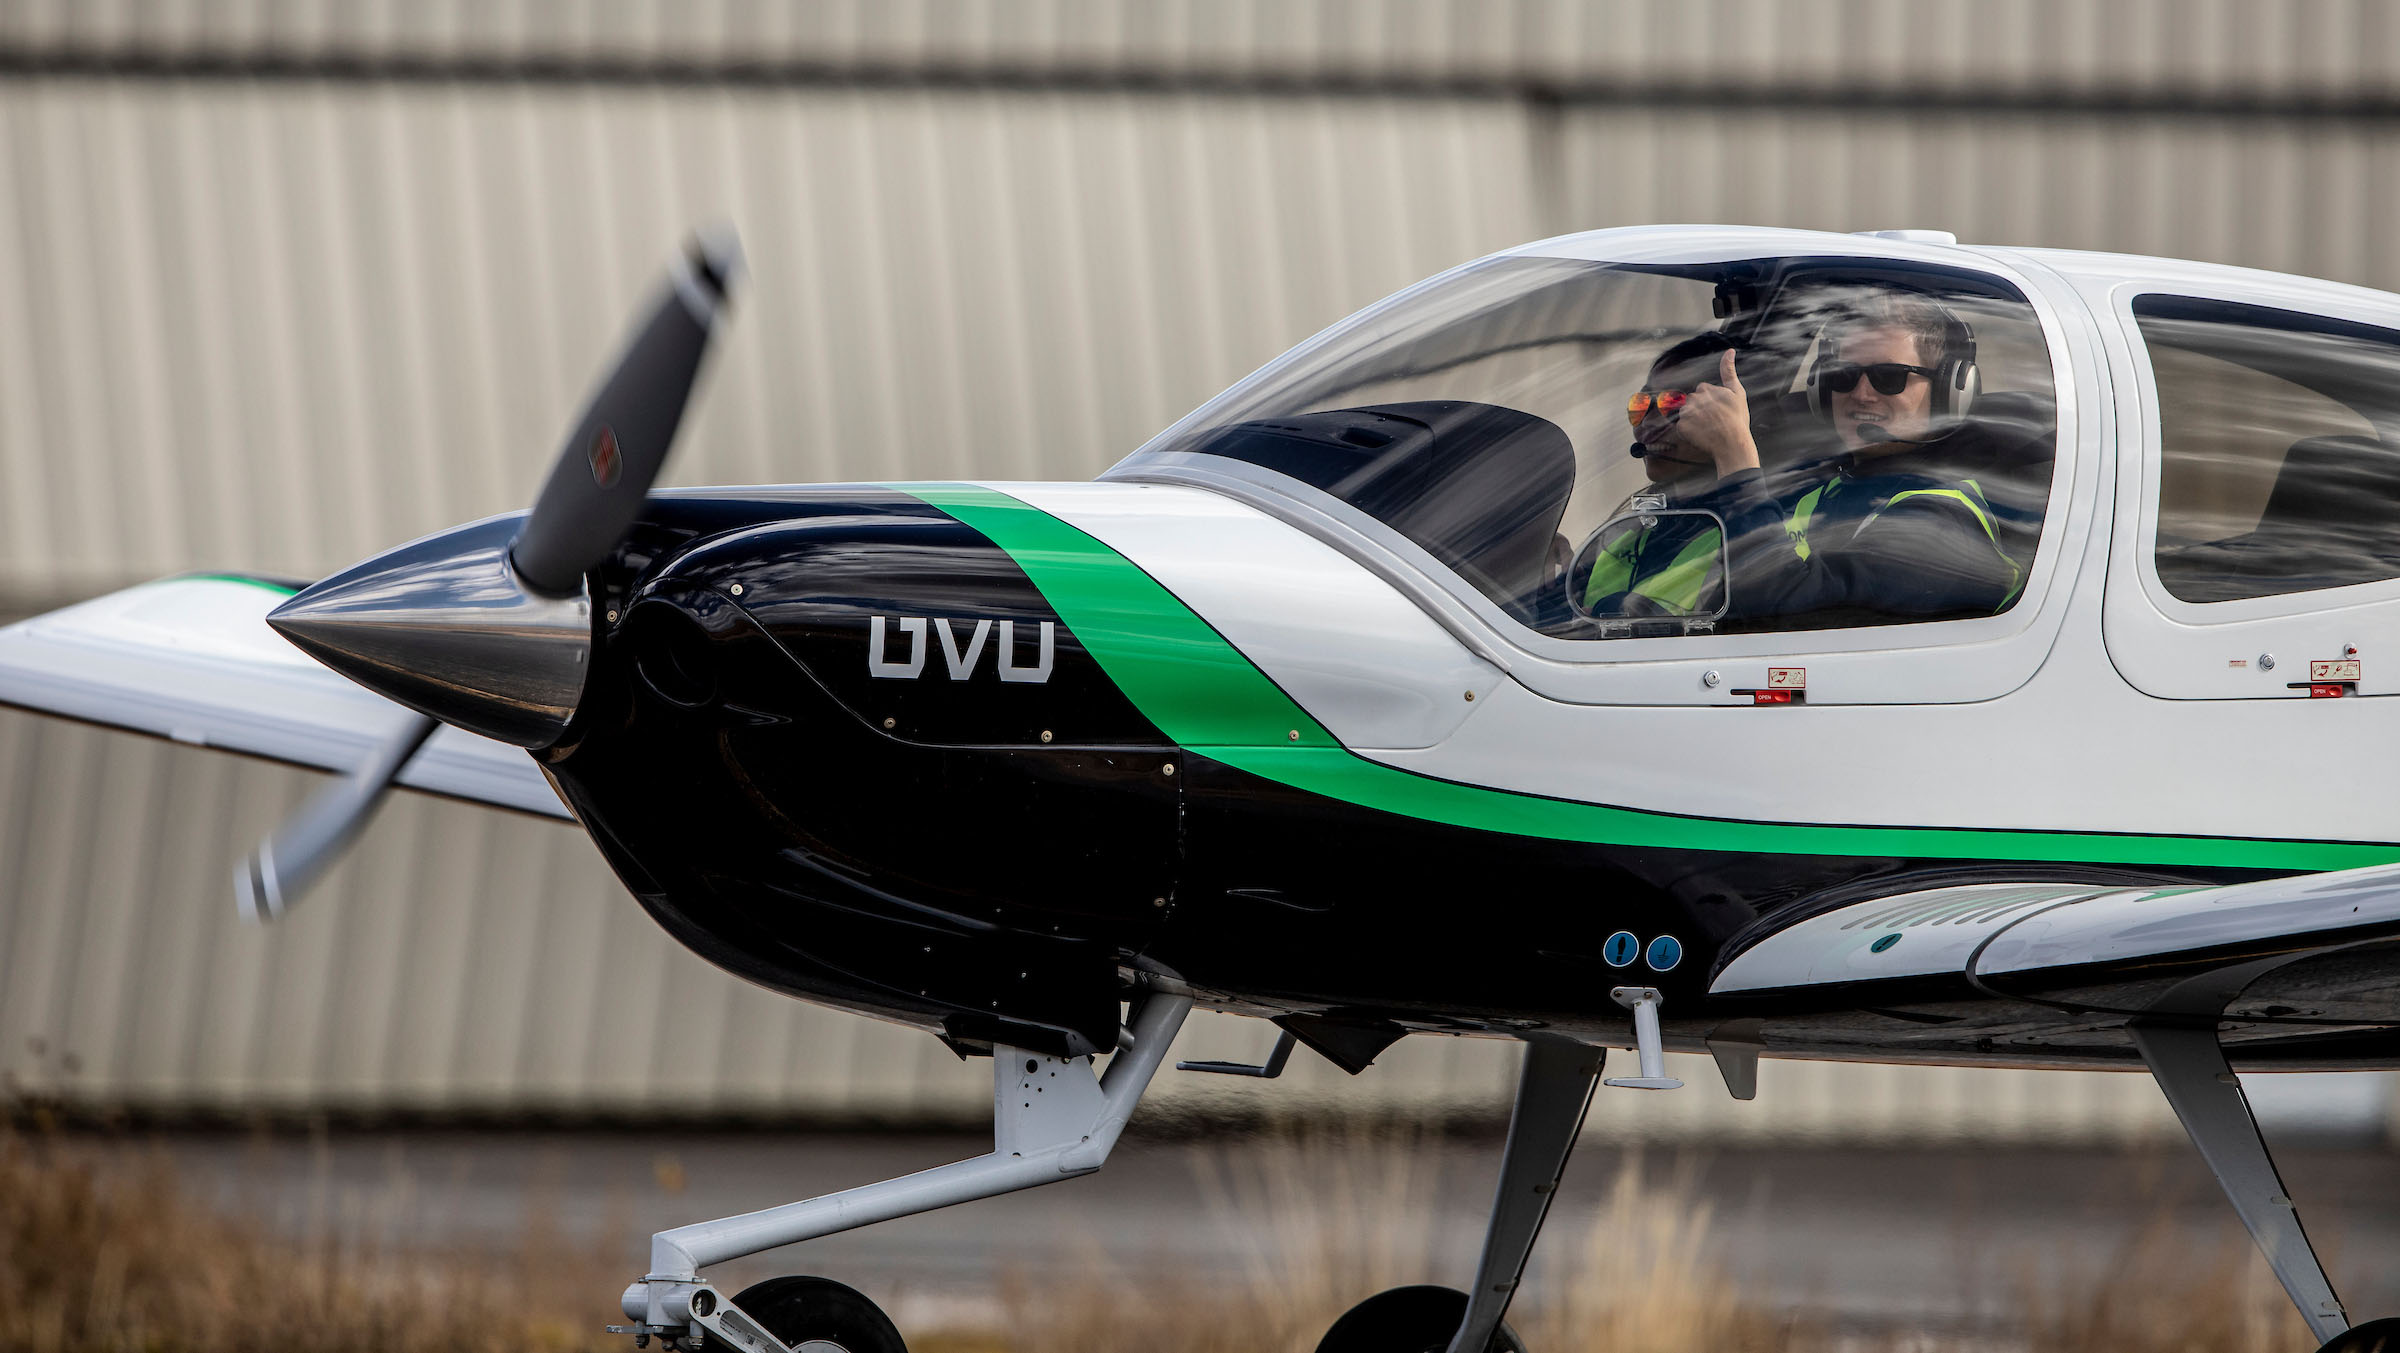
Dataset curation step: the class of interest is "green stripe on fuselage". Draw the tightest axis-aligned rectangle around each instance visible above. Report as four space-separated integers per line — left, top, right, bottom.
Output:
898 483 2400 873
900 482 1338 752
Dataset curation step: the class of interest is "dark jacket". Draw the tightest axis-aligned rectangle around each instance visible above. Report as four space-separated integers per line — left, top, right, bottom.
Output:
1719 445 2023 631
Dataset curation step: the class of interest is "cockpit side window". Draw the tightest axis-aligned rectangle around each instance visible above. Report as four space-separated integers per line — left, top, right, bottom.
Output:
1114 256 2059 642
2134 296 2400 603
1176 402 1575 628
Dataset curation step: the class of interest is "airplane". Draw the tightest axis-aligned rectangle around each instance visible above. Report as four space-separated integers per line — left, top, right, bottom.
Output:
4 220 2400 1353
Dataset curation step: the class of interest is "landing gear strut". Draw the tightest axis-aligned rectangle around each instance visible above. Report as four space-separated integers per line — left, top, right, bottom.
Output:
2132 1019 2348 1342
612 990 1192 1353
1314 1038 1602 1353
2128 955 2383 1353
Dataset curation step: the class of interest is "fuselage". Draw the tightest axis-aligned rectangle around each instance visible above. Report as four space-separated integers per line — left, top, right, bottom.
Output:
538 473 2398 1068
287 226 2400 1070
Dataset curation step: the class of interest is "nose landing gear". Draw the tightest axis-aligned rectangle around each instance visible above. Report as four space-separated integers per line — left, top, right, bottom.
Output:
614 992 1191 1353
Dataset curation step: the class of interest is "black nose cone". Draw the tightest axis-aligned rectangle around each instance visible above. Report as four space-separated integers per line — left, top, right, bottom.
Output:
270 513 595 748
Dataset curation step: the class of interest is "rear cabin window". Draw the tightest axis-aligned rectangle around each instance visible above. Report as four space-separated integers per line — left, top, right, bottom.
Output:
2134 296 2400 604
1114 256 2059 640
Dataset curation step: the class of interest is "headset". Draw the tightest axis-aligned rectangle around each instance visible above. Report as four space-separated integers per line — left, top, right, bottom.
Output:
1627 330 1737 460
1804 298 1980 428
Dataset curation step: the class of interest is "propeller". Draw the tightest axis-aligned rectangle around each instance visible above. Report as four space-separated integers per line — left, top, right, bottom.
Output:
235 712 437 923
513 225 746 595
238 226 746 922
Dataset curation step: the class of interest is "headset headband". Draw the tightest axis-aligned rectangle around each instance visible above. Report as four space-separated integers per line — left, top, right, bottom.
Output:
1806 295 1980 423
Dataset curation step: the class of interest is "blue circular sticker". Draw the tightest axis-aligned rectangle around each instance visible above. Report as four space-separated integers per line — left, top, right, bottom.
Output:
1871 933 1903 953
1602 931 1640 967
1646 935 1683 971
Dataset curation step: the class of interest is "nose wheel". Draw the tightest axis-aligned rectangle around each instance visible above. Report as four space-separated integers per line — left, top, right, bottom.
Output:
729 1276 906 1353
1314 1285 1527 1353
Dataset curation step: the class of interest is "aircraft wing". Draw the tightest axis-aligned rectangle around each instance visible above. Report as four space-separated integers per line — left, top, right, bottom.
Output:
0 574 570 820
1712 868 2400 998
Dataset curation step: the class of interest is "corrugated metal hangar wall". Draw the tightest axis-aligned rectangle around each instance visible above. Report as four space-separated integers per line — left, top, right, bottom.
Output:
1 0 2396 1140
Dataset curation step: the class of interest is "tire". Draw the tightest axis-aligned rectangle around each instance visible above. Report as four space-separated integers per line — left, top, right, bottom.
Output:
727 1275 907 1353
2319 1318 2400 1353
1313 1284 1527 1353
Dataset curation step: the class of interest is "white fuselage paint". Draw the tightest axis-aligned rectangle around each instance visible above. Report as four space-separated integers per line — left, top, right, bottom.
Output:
1017 237 2400 850
1010 449 2399 846
994 482 1504 749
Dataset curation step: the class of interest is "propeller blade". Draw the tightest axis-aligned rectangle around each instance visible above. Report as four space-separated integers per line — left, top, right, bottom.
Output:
235 712 438 923
509 226 746 596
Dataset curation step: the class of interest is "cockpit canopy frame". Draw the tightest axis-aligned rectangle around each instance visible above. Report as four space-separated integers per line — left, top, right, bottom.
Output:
1107 226 2090 708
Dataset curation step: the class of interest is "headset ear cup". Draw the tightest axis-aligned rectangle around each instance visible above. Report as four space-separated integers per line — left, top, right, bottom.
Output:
1806 356 1828 419
1946 359 1980 421
1938 310 1978 421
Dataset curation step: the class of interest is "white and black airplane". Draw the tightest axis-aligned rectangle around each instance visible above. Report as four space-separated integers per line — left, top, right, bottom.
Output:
3 223 2399 1353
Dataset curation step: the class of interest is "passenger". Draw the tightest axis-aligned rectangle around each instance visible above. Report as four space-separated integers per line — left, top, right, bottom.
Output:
1577 332 1782 619
1728 293 2023 626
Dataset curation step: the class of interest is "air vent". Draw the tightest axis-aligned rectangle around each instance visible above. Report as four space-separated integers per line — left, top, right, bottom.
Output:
630 602 720 708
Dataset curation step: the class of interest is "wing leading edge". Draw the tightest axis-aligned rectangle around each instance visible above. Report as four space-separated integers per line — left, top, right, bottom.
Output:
1712 868 2400 996
0 574 569 820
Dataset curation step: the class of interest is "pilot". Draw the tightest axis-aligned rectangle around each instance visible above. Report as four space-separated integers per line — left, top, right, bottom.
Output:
1724 292 2023 626
1577 332 1784 619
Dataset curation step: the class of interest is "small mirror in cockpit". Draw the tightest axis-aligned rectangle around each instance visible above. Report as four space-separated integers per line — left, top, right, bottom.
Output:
1567 502 1732 638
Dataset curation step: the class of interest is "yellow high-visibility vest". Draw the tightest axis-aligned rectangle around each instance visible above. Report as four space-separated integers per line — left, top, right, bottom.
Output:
1788 474 2022 607
1585 520 1723 615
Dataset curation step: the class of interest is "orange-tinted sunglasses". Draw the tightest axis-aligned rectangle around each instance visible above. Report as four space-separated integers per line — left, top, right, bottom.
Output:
1625 389 1692 428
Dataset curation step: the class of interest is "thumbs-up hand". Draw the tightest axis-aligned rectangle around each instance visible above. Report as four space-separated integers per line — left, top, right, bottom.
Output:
1678 348 1761 477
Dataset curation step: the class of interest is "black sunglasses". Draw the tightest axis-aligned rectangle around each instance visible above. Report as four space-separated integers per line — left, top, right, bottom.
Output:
1821 361 1937 396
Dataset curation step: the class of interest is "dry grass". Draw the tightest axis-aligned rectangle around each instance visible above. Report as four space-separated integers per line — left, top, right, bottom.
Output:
0 1116 2333 1353
2015 1211 2317 1353
1517 1154 1804 1352
0 1120 622 1353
